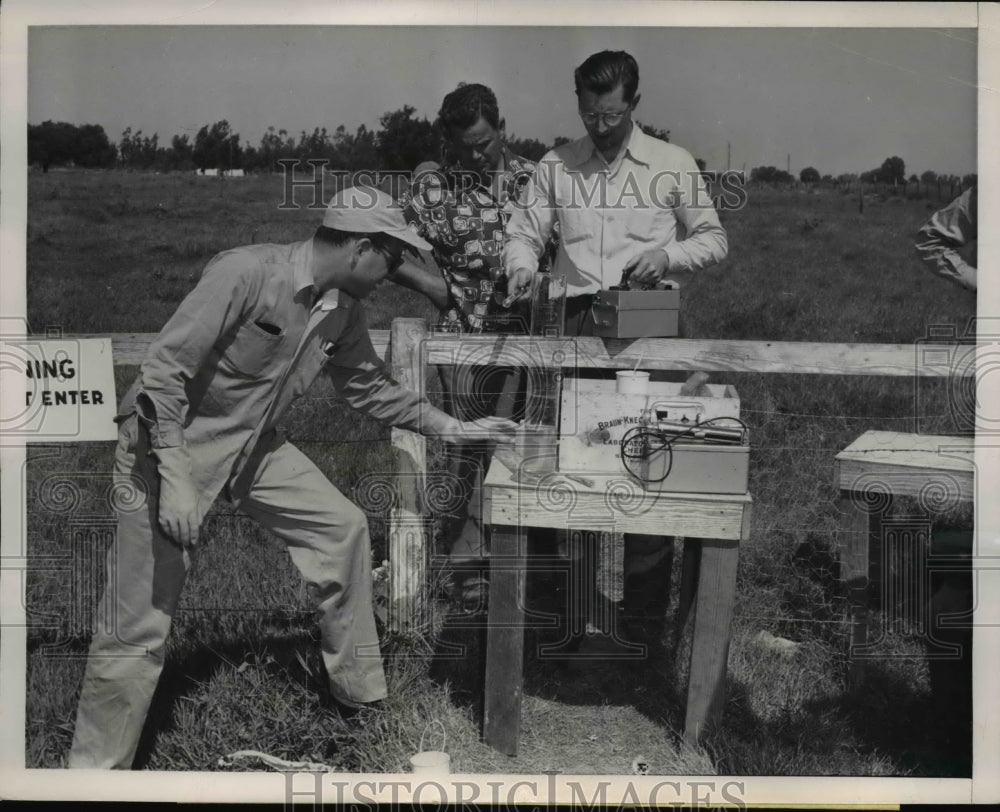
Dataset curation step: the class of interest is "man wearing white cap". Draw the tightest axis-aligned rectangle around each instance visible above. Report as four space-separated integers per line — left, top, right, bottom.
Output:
68 185 518 769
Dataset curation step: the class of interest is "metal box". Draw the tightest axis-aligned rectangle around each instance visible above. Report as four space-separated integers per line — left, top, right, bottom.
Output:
591 286 680 338
637 442 750 495
558 377 747 496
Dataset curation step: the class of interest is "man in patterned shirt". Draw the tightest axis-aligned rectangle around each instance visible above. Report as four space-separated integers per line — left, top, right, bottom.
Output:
390 83 557 608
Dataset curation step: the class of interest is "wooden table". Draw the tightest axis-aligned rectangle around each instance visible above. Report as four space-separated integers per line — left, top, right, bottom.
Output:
481 456 752 755
834 431 974 683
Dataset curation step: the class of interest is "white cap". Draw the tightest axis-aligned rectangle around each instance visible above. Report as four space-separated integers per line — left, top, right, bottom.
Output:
322 184 431 251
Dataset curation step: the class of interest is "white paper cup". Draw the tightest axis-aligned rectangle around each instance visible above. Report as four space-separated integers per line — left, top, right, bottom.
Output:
409 750 451 774
616 370 650 395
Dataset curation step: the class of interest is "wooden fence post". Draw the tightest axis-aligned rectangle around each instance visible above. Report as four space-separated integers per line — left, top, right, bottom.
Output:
387 317 430 634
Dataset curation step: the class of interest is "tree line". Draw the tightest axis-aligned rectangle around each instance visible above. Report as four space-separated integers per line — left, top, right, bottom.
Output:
27 113 677 176
28 109 575 174
751 155 975 199
29 119 975 200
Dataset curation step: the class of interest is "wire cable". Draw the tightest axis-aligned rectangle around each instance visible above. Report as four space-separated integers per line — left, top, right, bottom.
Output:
620 416 749 484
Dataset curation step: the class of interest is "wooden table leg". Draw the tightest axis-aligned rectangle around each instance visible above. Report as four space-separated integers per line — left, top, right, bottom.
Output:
483 523 527 755
838 492 878 687
684 538 739 745
675 540 700 649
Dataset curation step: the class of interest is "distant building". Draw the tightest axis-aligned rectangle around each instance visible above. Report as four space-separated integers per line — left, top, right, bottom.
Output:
194 167 245 177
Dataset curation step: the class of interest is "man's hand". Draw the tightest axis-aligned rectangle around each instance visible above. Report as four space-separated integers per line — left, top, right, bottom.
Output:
154 446 205 548
502 267 537 307
443 416 520 446
679 371 712 397
621 249 669 289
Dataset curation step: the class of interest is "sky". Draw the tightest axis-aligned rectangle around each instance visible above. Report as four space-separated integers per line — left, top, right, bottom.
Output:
26 22 978 179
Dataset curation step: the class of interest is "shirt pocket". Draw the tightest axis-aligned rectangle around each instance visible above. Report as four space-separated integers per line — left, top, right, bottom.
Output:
559 206 592 245
222 319 285 379
553 174 596 246
623 197 676 245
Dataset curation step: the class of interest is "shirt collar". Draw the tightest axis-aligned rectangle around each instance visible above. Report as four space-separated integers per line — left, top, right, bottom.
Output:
316 288 340 311
622 124 654 166
566 123 651 170
500 145 521 174
294 238 340 311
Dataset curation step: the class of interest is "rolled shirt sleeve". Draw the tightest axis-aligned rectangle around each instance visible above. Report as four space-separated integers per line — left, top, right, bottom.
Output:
655 150 728 273
915 188 977 291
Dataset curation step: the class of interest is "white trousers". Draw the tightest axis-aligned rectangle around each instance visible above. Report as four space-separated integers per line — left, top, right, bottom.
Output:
68 416 387 768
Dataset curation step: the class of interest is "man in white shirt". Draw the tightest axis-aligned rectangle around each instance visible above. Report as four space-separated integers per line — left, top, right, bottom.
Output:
504 49 727 332
504 50 728 642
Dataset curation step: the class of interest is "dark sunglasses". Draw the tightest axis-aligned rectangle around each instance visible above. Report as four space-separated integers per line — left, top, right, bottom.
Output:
375 242 405 275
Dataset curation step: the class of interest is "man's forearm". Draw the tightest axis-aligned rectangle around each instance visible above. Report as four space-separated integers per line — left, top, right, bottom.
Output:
915 243 977 291
660 153 729 273
330 365 461 437
503 237 542 277
660 224 729 273
391 256 450 310
504 165 555 276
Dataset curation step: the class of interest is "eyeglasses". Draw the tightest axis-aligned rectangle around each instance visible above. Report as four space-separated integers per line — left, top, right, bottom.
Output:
579 110 629 127
376 243 405 275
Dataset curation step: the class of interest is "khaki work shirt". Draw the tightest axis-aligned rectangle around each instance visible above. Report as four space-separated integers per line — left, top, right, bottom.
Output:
120 238 456 504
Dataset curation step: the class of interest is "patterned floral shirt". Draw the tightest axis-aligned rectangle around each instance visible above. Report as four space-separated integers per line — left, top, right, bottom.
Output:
399 147 557 334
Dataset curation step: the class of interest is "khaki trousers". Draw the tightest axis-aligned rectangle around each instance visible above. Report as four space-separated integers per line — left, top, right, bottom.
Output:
68 416 386 768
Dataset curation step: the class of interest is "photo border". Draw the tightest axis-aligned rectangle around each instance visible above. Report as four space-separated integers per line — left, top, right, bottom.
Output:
1 0 996 805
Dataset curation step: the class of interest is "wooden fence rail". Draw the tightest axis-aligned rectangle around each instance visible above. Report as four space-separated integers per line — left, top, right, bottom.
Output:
90 331 967 377
79 325 974 630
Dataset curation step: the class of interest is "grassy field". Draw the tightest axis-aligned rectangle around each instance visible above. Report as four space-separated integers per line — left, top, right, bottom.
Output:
23 169 976 776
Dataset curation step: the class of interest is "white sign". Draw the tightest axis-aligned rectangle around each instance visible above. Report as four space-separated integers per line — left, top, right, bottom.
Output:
1 338 117 442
